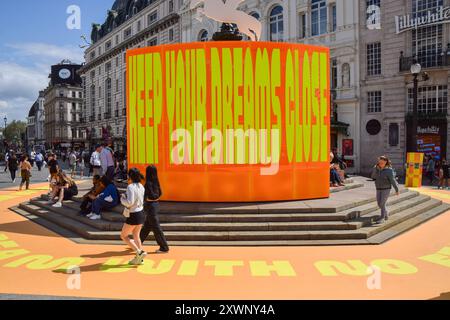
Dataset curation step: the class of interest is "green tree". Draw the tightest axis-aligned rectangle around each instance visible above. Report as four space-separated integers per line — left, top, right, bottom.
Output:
4 120 27 147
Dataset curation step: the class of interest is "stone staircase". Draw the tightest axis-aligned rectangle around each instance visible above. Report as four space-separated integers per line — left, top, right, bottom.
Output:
13 177 450 246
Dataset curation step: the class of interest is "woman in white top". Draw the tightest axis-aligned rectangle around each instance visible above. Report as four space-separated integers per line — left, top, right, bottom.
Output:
120 168 147 265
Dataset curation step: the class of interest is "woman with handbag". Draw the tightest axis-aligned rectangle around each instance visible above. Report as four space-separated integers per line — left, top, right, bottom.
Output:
120 168 147 265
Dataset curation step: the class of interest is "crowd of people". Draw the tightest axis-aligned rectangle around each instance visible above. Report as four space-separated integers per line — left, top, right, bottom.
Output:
423 155 450 190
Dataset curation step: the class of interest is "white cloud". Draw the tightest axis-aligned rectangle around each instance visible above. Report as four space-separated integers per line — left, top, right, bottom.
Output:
0 61 48 121
6 42 84 64
0 42 86 121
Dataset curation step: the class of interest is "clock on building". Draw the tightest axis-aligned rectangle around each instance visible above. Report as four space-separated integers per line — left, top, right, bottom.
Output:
59 68 71 79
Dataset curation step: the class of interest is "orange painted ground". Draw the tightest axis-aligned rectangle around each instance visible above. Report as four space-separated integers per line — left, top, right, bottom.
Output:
0 183 449 300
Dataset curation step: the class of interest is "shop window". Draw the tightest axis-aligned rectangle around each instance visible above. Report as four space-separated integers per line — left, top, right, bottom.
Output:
389 123 399 147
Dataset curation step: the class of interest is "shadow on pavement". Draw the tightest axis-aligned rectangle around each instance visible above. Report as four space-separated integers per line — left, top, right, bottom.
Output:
0 220 60 238
53 262 137 274
430 292 450 300
80 249 134 259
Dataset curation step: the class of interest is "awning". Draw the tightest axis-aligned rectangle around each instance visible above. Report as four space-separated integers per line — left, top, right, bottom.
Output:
331 120 350 134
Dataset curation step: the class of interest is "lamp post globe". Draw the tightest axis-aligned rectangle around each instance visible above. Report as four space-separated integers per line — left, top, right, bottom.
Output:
410 62 422 75
409 62 422 153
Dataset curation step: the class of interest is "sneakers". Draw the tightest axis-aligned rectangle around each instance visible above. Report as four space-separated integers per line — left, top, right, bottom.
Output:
86 212 94 218
52 202 62 208
373 217 385 225
128 251 147 265
155 248 169 254
89 214 101 220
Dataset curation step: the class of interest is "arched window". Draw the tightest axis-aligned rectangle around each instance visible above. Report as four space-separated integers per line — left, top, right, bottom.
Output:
199 30 209 42
250 12 260 20
269 5 284 42
105 78 112 116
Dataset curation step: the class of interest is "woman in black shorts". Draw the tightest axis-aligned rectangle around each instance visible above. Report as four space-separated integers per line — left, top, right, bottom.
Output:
120 168 147 265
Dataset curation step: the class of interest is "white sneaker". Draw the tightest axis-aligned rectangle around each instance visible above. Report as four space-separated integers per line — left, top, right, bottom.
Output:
52 202 62 208
128 253 144 266
86 213 94 218
89 214 101 220
138 250 148 262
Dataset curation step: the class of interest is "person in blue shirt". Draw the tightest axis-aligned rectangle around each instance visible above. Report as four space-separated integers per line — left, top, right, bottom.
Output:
88 176 119 220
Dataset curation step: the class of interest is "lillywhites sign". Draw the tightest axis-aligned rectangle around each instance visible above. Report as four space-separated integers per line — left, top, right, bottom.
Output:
395 6 450 34
417 126 440 135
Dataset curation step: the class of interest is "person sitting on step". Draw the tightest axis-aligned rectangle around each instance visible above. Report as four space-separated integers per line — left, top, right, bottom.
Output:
48 170 78 208
79 175 104 216
87 176 120 220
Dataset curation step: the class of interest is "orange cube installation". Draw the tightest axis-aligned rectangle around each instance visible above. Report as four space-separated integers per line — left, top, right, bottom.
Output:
127 41 330 202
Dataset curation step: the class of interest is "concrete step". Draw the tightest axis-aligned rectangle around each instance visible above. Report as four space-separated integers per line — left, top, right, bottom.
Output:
19 198 444 242
18 203 116 240
347 194 431 228
59 189 417 222
64 181 392 216
28 199 123 231
363 198 446 239
29 198 358 232
15 200 450 246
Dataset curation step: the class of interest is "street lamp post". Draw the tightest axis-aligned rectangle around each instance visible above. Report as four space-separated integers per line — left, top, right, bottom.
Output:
410 62 421 153
409 61 429 153
3 116 7 152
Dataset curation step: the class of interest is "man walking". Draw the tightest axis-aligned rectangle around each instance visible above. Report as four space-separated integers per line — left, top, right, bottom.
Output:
90 145 103 177
426 156 436 185
100 141 115 181
35 152 44 171
69 150 78 178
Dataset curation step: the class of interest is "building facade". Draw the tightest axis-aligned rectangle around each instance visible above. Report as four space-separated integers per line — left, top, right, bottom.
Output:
359 0 450 175
79 0 182 152
26 91 46 149
43 61 84 150
181 0 361 172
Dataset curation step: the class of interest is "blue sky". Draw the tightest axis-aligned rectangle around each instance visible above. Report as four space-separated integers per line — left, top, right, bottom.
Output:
0 0 113 121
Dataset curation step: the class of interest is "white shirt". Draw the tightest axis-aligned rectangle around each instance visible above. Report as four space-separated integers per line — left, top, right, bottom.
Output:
121 183 145 213
90 151 101 167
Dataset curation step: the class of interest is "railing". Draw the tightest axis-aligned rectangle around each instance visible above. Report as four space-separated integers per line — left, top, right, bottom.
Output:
399 52 450 72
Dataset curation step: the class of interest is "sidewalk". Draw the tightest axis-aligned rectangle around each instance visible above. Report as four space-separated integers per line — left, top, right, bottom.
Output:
0 182 449 299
